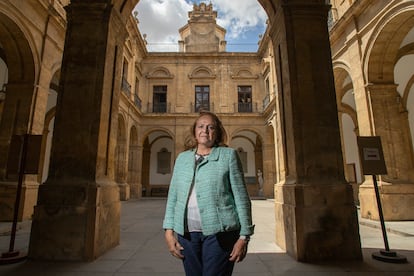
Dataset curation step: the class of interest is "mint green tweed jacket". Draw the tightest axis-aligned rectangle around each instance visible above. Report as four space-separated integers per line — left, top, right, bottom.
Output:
163 146 254 236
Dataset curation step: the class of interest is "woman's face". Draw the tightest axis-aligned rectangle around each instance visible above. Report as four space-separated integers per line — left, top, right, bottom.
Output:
195 115 216 148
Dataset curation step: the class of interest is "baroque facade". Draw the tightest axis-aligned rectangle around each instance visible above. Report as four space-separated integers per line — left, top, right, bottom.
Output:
0 0 411 263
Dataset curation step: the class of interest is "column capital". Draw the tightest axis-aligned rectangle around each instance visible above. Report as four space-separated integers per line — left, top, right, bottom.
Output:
366 82 398 96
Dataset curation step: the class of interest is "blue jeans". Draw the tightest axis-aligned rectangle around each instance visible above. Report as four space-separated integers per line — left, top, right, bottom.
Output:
178 231 239 276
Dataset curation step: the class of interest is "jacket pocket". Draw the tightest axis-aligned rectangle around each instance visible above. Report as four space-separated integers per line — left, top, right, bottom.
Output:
217 205 240 232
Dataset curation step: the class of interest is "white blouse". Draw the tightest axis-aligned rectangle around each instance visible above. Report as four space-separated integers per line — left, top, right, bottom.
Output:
186 154 207 232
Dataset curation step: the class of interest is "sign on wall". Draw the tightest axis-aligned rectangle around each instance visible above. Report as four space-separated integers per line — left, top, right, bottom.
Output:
356 136 387 175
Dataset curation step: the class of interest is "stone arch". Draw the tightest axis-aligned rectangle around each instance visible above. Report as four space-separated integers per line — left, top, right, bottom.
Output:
396 42 414 62
0 11 37 180
145 66 174 79
229 128 267 197
406 75 414 154
231 67 259 79
395 49 414 160
141 129 174 197
188 65 216 79
365 5 414 83
0 12 36 83
333 64 358 127
38 69 60 184
29 0 363 262
363 5 414 181
355 4 414 224
113 0 275 25
333 64 361 203
403 74 414 110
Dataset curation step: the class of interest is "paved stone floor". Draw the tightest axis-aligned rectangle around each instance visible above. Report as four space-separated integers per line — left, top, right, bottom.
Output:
0 198 413 275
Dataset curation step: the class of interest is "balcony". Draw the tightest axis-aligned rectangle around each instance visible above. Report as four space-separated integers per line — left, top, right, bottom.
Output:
152 102 167 113
121 77 131 97
238 102 252 113
262 94 270 110
134 95 142 110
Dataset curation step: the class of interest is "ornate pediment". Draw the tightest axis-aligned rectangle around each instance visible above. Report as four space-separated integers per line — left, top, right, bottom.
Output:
231 68 259 79
188 66 216 79
145 67 174 79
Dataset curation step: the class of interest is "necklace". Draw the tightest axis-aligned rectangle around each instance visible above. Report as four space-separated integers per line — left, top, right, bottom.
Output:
195 154 206 166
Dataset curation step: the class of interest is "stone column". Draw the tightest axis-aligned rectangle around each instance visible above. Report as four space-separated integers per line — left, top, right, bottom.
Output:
29 1 126 261
359 84 414 220
116 134 130 201
261 140 275 198
129 144 143 198
272 1 362 261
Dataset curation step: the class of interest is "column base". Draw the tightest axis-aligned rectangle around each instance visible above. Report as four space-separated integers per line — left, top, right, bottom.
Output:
274 182 362 262
130 182 142 199
0 178 39 221
118 182 130 201
28 180 120 261
359 180 414 220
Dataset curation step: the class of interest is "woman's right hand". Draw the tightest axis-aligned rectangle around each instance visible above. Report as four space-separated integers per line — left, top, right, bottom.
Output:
165 229 184 259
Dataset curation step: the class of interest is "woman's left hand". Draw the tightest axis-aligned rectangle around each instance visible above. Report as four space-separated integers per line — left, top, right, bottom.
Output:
229 239 248 262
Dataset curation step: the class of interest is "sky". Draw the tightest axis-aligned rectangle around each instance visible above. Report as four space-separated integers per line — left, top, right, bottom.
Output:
134 0 268 52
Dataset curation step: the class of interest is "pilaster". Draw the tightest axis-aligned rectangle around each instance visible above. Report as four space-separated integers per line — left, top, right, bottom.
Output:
359 84 414 220
129 144 143 198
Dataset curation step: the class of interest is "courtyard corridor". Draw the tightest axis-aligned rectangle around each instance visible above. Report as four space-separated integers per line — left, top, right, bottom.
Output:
0 198 413 275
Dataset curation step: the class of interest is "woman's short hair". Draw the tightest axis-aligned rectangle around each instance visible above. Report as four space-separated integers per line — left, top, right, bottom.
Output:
184 111 227 150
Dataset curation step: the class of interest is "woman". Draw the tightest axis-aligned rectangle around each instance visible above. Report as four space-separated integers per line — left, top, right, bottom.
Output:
163 111 254 276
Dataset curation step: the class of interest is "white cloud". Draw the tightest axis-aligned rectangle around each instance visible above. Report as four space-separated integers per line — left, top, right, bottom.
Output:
212 0 267 39
135 0 191 51
135 0 267 52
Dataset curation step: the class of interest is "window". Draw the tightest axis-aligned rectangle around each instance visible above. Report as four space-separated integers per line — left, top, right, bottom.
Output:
238 86 252 112
121 59 131 96
122 59 128 79
195 85 210 112
265 79 270 97
134 78 141 109
153 85 167 113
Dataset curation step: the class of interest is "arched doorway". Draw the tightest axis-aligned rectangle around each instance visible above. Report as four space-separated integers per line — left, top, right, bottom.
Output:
141 130 174 197
230 129 266 197
0 11 36 221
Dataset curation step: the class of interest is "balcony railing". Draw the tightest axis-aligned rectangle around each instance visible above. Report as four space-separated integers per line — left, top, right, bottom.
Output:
152 102 167 113
134 95 142 110
121 77 131 97
238 102 252 113
262 94 270 110
192 103 214 113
